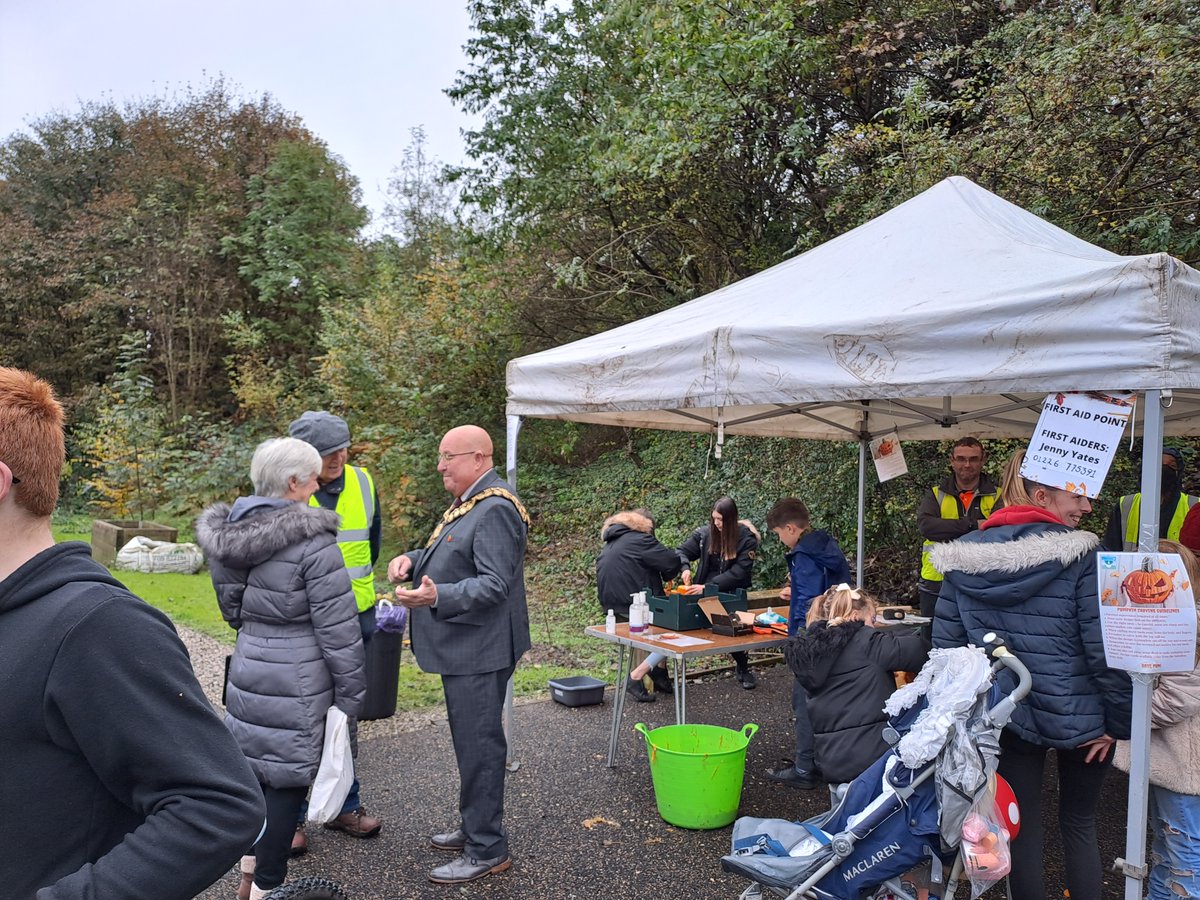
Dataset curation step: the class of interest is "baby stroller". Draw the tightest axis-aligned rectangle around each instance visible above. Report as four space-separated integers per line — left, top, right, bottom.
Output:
721 635 1032 900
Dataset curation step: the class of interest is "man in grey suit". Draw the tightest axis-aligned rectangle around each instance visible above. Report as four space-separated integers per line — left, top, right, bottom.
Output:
387 425 531 885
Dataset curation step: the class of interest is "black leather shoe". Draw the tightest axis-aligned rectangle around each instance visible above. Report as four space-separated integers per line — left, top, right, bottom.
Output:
735 666 758 690
625 677 656 703
766 764 819 789
649 666 673 694
428 853 512 884
430 827 466 851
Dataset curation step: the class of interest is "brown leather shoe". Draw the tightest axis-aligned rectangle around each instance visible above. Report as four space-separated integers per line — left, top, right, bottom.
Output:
322 807 383 838
290 824 308 857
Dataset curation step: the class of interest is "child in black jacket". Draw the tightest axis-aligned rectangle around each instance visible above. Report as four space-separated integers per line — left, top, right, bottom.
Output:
783 584 929 785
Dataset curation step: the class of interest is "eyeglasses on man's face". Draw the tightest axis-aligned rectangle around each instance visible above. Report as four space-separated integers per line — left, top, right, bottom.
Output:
438 450 479 463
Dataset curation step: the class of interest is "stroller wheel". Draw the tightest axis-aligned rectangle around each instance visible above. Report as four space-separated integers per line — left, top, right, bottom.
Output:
263 876 348 900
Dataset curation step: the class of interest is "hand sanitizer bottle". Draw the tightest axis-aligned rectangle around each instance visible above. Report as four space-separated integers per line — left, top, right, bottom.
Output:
605 608 616 633
629 592 646 634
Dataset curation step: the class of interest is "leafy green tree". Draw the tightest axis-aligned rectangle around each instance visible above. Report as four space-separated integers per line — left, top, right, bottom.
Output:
0 80 361 418
819 0 1200 259
222 140 367 386
448 0 1014 351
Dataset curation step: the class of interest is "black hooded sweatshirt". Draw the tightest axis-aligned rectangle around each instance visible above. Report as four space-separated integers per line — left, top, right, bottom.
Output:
784 620 929 783
0 542 265 900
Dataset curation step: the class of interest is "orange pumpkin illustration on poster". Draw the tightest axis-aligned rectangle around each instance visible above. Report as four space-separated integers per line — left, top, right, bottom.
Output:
1097 551 1197 675
1101 554 1187 607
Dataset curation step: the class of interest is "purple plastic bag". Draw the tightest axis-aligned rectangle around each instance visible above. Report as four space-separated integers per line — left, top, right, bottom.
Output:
375 599 409 634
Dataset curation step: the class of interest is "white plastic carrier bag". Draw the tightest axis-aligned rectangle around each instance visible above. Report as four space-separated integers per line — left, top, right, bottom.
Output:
307 706 353 825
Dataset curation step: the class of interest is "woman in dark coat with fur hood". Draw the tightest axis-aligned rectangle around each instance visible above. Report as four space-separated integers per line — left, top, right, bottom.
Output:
597 508 682 702
596 509 682 618
196 437 365 900
784 584 928 785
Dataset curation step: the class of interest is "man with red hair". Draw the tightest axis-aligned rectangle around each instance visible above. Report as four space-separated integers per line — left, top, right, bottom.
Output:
0 367 265 900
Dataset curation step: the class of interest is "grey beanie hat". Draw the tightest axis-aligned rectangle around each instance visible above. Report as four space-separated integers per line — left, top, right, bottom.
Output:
288 411 351 457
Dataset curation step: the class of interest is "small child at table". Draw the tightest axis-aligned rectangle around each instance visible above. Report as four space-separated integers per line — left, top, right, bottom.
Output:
783 584 929 788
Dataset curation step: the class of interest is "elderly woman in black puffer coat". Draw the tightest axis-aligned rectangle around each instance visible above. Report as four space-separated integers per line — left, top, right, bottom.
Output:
197 437 365 900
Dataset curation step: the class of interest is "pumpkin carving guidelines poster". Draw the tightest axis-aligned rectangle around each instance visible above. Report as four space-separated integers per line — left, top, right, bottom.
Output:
1097 552 1198 673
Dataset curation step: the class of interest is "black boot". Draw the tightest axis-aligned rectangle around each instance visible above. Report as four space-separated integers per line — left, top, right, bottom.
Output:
732 652 757 690
649 665 673 694
625 676 656 703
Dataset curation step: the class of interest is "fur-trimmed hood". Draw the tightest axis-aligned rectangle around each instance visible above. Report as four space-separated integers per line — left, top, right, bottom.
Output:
196 499 341 568
738 518 762 544
785 620 864 693
930 523 1099 609
602 510 653 540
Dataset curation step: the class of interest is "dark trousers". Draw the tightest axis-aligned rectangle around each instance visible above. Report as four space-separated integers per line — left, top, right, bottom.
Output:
443 666 515 860
792 678 815 773
998 730 1112 900
917 580 941 640
256 783 309 890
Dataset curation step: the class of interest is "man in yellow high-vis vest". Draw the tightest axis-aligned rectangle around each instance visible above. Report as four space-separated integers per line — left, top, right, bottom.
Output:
288 411 383 848
916 437 999 621
1102 447 1199 551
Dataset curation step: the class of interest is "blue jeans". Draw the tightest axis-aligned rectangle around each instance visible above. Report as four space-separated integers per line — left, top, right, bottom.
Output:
792 679 814 773
1149 784 1200 900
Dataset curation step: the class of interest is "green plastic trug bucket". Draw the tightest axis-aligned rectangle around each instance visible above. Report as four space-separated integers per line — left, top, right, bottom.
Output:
634 722 759 830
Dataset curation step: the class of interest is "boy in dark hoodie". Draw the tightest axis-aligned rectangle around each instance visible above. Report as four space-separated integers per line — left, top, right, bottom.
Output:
0 367 265 900
763 498 851 789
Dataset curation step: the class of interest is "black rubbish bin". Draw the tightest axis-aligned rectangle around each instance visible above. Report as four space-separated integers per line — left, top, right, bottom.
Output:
360 629 402 721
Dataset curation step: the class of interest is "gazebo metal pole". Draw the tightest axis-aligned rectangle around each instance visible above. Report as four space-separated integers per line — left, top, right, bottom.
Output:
503 414 523 771
1119 390 1163 898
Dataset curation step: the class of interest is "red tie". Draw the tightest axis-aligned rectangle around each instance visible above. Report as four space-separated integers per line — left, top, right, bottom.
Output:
451 498 462 509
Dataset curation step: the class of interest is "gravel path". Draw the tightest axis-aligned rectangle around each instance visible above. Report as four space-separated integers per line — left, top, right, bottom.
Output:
179 628 1133 900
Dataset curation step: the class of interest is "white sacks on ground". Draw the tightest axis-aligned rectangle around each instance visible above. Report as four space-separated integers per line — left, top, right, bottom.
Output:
113 535 205 574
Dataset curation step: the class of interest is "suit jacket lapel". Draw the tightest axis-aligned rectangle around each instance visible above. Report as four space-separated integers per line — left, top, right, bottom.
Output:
423 470 499 560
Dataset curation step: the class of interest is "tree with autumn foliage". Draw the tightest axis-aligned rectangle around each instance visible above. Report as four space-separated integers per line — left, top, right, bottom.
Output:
0 80 365 419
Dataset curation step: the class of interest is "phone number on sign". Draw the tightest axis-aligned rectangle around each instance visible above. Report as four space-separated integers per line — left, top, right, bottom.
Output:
1028 453 1098 480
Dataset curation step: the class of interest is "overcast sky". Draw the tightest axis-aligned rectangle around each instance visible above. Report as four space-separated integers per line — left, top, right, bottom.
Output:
0 0 479 228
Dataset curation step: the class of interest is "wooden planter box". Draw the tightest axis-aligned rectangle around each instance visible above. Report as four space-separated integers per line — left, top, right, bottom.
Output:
91 520 178 567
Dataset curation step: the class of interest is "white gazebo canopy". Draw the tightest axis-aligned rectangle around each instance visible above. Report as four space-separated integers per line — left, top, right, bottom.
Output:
507 176 1200 441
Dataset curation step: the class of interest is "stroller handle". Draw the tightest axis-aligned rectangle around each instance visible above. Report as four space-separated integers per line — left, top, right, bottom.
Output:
985 637 1034 727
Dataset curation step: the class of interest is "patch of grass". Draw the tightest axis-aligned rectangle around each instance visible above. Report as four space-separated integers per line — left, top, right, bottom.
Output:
108 570 233 645
51 521 232 644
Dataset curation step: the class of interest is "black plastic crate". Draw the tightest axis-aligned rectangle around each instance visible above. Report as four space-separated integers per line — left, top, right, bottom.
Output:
549 675 606 707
